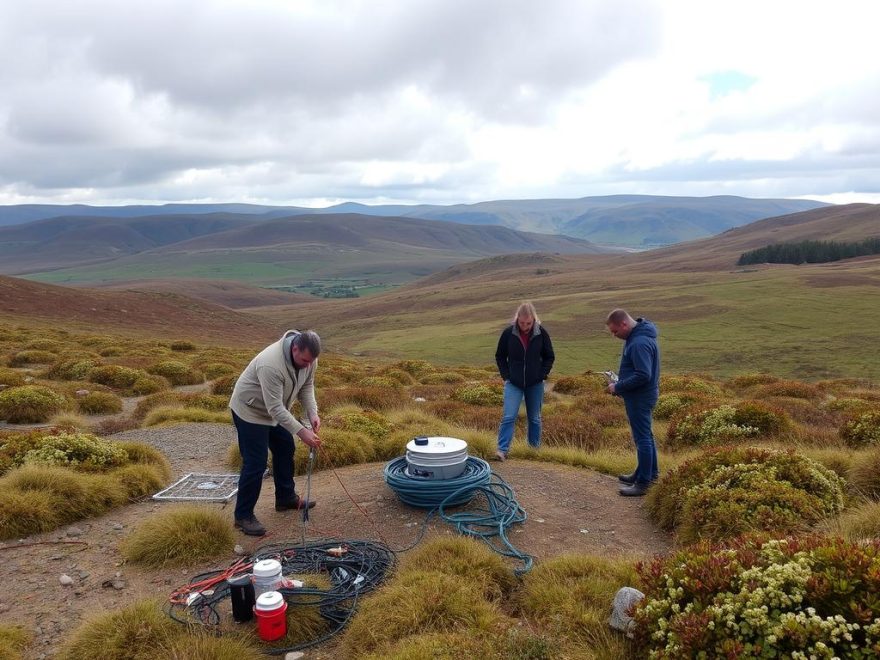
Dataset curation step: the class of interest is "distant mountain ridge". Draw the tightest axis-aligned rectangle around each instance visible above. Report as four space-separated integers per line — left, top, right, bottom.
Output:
0 212 606 289
0 195 829 247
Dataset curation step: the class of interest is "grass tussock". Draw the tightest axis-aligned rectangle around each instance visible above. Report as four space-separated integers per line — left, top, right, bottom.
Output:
157 634 261 660
120 505 235 568
824 500 880 541
0 624 30 660
518 553 639 655
76 391 124 415
143 406 231 427
399 537 517 601
47 412 92 430
845 447 880 499
340 571 509 658
56 599 179 660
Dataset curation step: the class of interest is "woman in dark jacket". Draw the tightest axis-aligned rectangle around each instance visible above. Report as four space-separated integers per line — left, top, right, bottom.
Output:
494 301 555 460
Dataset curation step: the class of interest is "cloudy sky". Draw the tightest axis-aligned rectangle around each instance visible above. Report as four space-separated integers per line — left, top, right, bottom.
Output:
1 0 878 207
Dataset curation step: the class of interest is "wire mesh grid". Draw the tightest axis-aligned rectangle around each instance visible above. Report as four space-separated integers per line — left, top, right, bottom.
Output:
152 473 239 502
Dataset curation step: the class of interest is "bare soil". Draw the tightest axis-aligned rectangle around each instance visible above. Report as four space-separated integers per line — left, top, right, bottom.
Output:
0 423 671 659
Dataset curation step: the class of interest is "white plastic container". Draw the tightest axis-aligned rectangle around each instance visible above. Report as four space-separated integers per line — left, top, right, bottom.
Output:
405 436 468 480
252 559 282 597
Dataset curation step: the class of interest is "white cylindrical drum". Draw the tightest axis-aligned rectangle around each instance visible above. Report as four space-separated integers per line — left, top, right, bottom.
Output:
405 436 469 480
252 559 282 598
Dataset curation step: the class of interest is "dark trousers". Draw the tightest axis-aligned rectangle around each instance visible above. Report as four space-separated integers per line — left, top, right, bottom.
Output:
623 395 659 486
232 411 296 520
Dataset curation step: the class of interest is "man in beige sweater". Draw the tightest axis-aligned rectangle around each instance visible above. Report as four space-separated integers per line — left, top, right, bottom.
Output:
229 330 322 536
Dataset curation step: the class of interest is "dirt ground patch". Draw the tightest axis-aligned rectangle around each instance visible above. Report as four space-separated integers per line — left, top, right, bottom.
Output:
0 424 671 659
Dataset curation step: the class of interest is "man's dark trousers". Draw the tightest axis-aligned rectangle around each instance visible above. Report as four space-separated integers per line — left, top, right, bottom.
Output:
232 411 296 520
623 395 659 485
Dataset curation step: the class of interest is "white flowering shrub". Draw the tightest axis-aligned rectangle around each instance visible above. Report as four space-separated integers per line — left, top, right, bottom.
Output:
634 536 880 658
840 411 880 447
667 401 790 447
23 432 128 471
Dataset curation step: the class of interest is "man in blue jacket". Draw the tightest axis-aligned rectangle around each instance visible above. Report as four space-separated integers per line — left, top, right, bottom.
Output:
605 309 660 496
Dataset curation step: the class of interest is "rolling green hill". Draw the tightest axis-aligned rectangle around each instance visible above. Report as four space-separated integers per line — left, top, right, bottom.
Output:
15 213 607 295
247 203 880 380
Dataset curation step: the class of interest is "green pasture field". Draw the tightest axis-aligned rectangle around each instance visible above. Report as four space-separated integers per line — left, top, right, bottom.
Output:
326 266 880 380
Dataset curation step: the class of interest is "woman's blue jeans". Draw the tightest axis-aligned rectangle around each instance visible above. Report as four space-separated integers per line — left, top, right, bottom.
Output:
623 395 659 486
497 380 544 453
232 411 296 521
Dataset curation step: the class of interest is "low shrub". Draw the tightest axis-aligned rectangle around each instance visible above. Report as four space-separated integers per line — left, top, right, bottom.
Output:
840 410 880 447
319 386 406 410
666 400 790 447
452 384 504 407
825 397 876 414
753 379 823 400
89 365 147 389
726 372 779 390
0 429 47 475
394 359 436 378
634 536 880 658
0 385 69 423
147 361 204 386
44 358 100 381
23 339 62 353
378 368 416 385
646 446 846 543
211 374 237 396
0 367 25 388
169 340 197 352
7 350 58 367
589 401 628 427
131 375 169 395
325 408 391 440
200 362 236 379
77 391 124 415
121 505 234 568
22 431 129 471
660 374 725 397
94 416 141 436
654 392 714 420
552 375 598 396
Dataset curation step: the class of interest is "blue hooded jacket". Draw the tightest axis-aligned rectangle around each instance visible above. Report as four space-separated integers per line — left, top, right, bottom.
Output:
615 318 660 400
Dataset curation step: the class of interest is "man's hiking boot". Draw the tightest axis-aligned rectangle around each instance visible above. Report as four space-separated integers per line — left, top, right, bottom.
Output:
234 515 266 536
275 495 316 512
494 450 507 462
618 472 637 485
619 483 650 497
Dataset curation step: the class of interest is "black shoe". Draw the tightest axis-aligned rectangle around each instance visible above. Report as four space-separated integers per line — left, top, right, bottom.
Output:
234 515 266 536
275 496 316 512
618 472 637 485
619 483 650 497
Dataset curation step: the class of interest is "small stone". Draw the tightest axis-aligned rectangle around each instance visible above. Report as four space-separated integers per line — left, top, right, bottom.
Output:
111 579 126 590
75 389 90 397
111 522 124 531
234 544 247 556
413 397 426 402
285 652 305 660
59 574 74 586
66 526 84 537
78 571 90 580
580 529 589 534
535 518 545 523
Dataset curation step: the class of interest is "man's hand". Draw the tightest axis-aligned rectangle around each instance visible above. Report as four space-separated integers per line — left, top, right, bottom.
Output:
297 427 321 449
606 383 616 395
309 414 321 434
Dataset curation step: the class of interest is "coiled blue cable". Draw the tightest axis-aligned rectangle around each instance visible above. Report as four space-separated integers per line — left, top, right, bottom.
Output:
383 456 492 507
384 455 533 573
